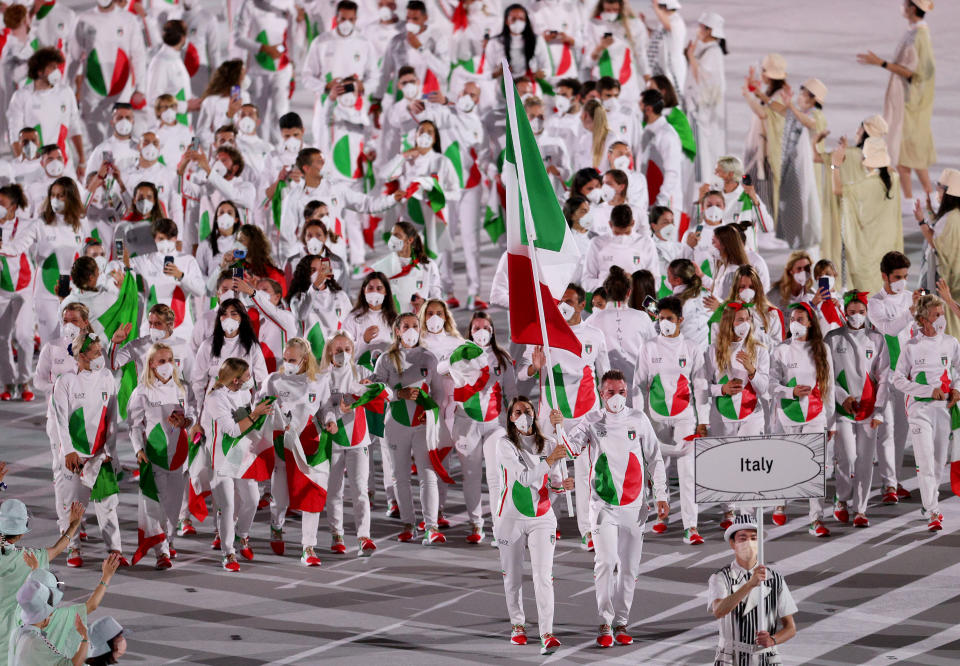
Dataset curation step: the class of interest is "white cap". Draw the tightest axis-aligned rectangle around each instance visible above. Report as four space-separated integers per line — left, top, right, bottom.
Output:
862 137 892 169
88 616 125 658
723 514 759 542
944 170 960 197
698 12 724 39
761 53 787 81
862 114 889 138
802 78 828 105
17 579 54 626
659 0 681 9
0 499 30 535
27 569 63 608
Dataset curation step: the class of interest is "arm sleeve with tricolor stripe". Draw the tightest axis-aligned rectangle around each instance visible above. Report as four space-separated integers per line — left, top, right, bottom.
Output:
497 438 550 489
126 387 147 455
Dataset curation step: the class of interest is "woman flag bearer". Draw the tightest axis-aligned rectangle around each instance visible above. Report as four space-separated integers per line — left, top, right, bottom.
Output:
319 332 381 558
634 296 709 545
891 295 960 532
824 292 889 528
259 338 329 565
494 397 572 655
126 343 195 569
204 358 275 572
560 370 669 648
770 303 834 536
709 516 798 665
52 333 124 568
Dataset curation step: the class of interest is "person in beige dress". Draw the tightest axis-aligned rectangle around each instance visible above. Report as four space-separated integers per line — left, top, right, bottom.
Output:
857 0 936 205
831 137 903 294
741 53 787 225
922 171 960 337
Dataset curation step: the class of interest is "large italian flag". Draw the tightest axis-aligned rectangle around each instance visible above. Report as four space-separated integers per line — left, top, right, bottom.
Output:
502 66 581 356
99 272 140 418
217 397 277 481
448 342 502 422
285 415 331 512
131 460 167 565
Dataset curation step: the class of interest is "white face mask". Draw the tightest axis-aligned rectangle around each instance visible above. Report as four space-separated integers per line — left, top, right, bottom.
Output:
161 108 177 125
401 82 418 100
416 133 434 149
333 351 348 366
847 313 866 329
704 205 724 222
613 154 631 171
793 270 809 286
141 144 160 162
155 239 176 254
378 6 394 21
239 378 254 391
657 222 677 242
789 321 808 339
387 235 405 253
601 183 619 203
148 327 166 341
555 95 571 114
47 69 62 86
586 188 602 204
513 413 532 433
283 136 303 153
734 321 752 339
405 21 421 34
305 237 325 254
21 141 37 159
283 360 301 374
50 197 65 214
508 19 526 34
238 116 257 135
659 318 677 337
45 160 64 177
425 314 444 334
221 317 240 335
62 322 81 340
89 356 106 371
932 314 947 334
739 288 756 303
558 301 575 321
605 393 626 413
155 361 174 380
338 19 355 36
96 0 114 8
456 95 475 113
0 205 8 219
365 290 385 307
601 97 618 113
217 213 235 231
733 538 758 562
472 328 492 347
338 92 358 108
529 117 543 134
889 278 906 294
114 118 133 137
601 11 618 22
400 328 420 347
137 199 154 215
94 255 108 273
211 160 228 178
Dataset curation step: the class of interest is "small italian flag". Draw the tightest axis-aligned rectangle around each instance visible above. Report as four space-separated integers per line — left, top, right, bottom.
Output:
649 373 692 418
715 376 758 421
322 384 388 448
131 460 167 565
100 272 141 418
187 434 212 521
665 107 697 162
0 253 31 292
449 342 502 422
87 459 119 502
68 405 109 456
780 378 823 423
144 421 189 470
285 415 331 512
592 451 643 506
254 30 289 71
835 369 876 421
390 385 452 483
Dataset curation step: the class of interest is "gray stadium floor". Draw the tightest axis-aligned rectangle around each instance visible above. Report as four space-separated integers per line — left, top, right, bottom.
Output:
5 0 960 663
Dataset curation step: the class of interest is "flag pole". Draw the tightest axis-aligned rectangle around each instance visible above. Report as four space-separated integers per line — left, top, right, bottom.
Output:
503 63 575 518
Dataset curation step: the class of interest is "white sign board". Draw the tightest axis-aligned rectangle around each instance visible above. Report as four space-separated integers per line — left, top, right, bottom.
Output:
694 433 826 504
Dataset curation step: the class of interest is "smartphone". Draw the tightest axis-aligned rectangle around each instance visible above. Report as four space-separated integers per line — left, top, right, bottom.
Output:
818 276 831 293
641 295 657 314
319 257 331 274
189 136 201 152
603 32 613 39
102 150 114 166
0 228 3 243
114 239 123 258
233 265 244 280
232 247 247 260
57 275 71 294
230 85 241 100
742 173 753 187
918 288 930 296
343 81 355 93
483 30 490 40
164 255 175 267
695 223 704 234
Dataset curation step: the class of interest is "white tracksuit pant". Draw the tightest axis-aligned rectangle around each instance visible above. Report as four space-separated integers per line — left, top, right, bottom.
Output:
249 71 292 144
327 446 371 538
454 418 500 530
907 403 953 517
716 416 765 513
151 467 188 556
877 395 909 488
652 417 698 529
54 463 121 552
385 421 439 530
35 291 62 348
0 293 33 385
212 475 258 557
592 503 646 627
495 514 557 637
370 437 396 506
270 458 289 530
440 186 483 297
834 420 878 515
783 424 827 521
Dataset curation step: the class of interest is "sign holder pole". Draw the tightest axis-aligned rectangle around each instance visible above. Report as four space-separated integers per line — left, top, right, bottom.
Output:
755 505 766 635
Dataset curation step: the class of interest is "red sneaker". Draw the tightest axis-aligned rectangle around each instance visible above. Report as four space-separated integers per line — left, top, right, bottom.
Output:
169 547 177 559
881 488 899 505
301 547 321 567
683 528 704 545
238 538 254 561
397 527 415 542
418 520 426 531
896 485 911 500
423 529 446 545
20 391 34 402
385 502 400 519
651 520 667 534
809 521 831 537
613 625 633 645
66 549 83 568
555 530 561 540
211 534 221 549
596 625 614 648
437 513 451 529
466 525 484 544
771 509 787 526
928 518 943 532
445 296 461 309
540 633 561 655
359 537 377 557
510 625 527 646
155 554 172 570
719 516 734 530
0 392 11 401
257 492 272 510
177 520 196 537
270 527 284 555
853 515 869 528
470 298 489 311
411 463 418 476
331 535 347 554
833 504 849 524
222 556 240 572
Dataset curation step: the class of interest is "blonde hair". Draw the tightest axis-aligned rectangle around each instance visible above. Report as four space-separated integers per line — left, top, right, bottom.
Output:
714 306 763 375
582 99 609 169
725 265 776 335
417 299 462 338
284 337 320 380
716 155 744 179
62 302 90 324
141 342 184 389
777 251 813 305
317 334 353 377
385 313 420 374
915 294 944 327
209 357 249 393
148 303 176 326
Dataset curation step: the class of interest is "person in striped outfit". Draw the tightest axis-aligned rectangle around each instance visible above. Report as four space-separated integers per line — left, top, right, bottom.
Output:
562 369 669 648
708 516 798 665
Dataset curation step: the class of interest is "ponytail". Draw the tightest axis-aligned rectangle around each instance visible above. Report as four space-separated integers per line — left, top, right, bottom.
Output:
396 220 429 264
0 183 28 212
878 166 893 200
583 99 609 169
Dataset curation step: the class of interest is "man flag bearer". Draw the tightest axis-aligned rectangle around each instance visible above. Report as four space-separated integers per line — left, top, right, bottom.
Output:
560 370 669 648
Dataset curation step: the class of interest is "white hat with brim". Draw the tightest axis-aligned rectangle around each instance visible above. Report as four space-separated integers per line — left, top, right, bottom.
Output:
27 569 64 608
17 579 54 626
761 53 787 81
0 499 30 536
698 12 725 40
862 137 892 169
911 0 933 12
862 114 889 138
937 168 960 187
659 0 682 10
724 517 759 542
802 78 828 104
945 170 960 198
89 617 126 658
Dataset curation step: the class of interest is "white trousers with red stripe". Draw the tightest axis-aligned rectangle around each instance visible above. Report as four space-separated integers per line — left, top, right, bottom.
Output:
494 513 557 637
453 416 501 531
652 417 698 530
907 403 953 517
834 420 879 515
327 446 371 539
591 503 646 627
211 475 258 557
0 292 34 385
54 463 121 553
439 185 483 298
385 421 438 530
